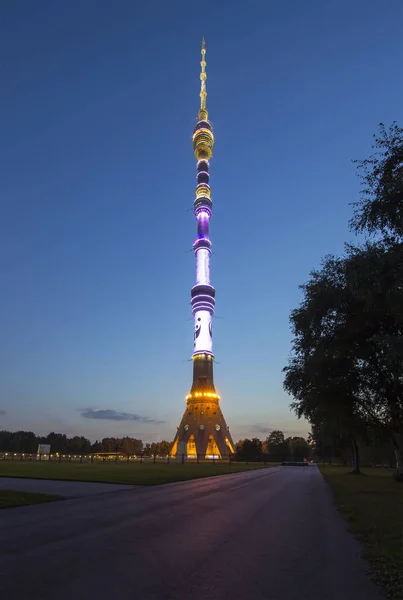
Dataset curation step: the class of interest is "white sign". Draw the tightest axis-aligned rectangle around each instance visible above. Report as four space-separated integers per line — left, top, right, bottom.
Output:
175 441 187 462
37 444 51 455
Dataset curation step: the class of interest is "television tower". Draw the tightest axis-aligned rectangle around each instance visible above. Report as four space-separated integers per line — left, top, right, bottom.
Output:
171 39 235 459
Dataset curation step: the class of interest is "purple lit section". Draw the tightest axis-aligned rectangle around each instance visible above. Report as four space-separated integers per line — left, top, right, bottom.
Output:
197 210 210 220
196 248 210 285
192 126 214 355
197 159 210 169
194 203 212 218
197 210 210 239
197 171 210 185
193 310 213 354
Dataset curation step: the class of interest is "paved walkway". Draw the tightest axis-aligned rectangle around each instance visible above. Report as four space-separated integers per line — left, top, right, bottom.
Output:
0 467 382 600
0 477 138 497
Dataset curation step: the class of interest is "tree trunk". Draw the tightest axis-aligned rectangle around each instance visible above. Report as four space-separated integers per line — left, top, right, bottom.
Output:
351 437 361 474
392 433 403 481
389 398 403 481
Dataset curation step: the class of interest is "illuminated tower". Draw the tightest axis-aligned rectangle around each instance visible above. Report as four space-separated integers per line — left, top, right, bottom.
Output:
171 39 235 460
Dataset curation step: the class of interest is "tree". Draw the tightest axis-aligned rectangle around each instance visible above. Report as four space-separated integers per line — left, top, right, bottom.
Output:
158 440 173 456
67 436 91 455
283 242 403 478
45 432 68 454
118 437 143 455
0 431 12 452
308 422 349 465
143 443 151 457
91 440 103 453
235 438 263 462
348 121 403 478
284 122 403 478
0 431 148 456
148 441 172 456
5 431 39 453
350 122 403 239
101 438 120 452
263 430 287 460
267 430 285 446
285 437 310 461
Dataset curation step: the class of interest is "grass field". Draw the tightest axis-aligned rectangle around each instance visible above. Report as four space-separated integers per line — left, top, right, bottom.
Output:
0 489 62 509
320 466 403 599
0 460 276 486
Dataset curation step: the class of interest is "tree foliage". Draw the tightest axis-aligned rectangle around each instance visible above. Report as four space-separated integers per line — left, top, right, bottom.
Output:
284 242 403 475
235 438 263 461
285 436 310 461
284 122 403 478
350 122 403 238
267 430 285 447
263 430 287 459
235 432 310 462
0 431 169 456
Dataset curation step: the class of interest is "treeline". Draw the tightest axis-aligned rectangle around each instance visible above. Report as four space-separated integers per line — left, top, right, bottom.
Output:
235 431 310 462
283 122 403 479
2 427 392 466
309 422 395 468
0 430 173 456
0 428 310 462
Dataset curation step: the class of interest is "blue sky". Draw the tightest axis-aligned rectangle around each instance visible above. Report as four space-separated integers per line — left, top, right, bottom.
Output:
1 0 402 443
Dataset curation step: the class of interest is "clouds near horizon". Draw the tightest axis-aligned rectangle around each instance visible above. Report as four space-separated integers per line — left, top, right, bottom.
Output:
80 408 164 425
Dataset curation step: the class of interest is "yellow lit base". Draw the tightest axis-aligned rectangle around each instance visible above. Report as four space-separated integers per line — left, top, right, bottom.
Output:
225 436 235 454
187 435 197 458
192 353 213 361
185 391 220 401
206 435 221 458
171 397 235 459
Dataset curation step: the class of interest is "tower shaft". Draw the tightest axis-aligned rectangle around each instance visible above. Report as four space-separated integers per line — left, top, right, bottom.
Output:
171 40 234 460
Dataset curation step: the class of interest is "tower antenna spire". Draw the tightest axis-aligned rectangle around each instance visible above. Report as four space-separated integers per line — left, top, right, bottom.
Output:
199 37 208 119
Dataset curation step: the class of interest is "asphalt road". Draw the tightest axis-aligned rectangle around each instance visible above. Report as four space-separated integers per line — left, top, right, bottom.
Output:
0 467 382 600
0 476 138 497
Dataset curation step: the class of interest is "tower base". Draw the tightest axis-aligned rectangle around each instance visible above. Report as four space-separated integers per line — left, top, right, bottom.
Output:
171 401 234 460
171 355 234 460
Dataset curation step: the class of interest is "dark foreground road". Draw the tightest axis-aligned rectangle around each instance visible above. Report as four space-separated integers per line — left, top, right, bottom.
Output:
0 467 382 600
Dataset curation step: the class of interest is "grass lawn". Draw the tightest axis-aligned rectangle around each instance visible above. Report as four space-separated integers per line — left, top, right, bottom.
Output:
0 460 276 486
320 466 403 599
0 489 62 509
